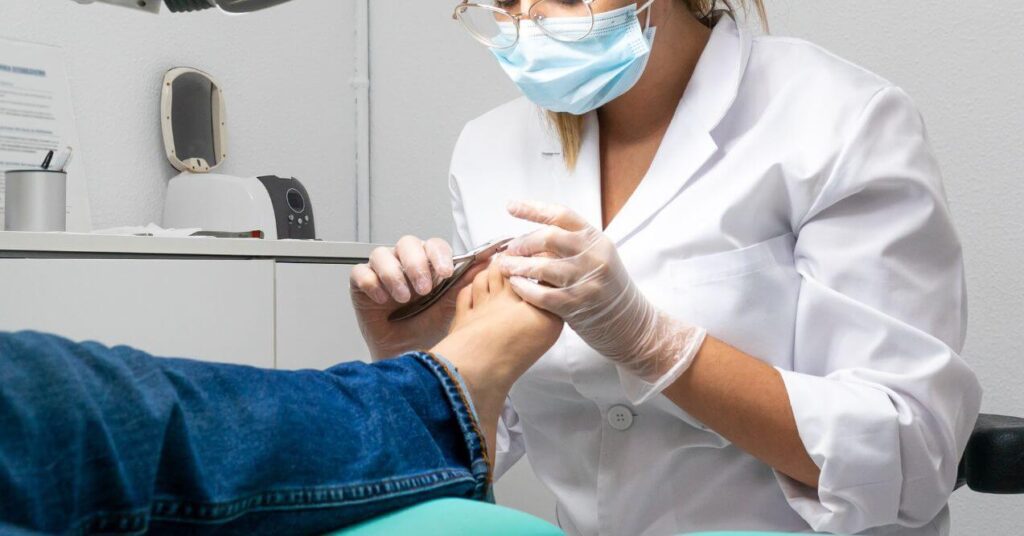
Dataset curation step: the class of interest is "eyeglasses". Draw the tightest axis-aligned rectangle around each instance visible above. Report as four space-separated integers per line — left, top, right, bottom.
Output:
453 0 598 50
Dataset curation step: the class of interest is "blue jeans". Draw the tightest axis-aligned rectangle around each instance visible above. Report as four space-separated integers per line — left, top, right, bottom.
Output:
0 331 490 535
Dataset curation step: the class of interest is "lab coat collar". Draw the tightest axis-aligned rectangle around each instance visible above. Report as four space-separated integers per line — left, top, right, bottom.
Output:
677 15 751 137
540 16 752 245
604 16 750 245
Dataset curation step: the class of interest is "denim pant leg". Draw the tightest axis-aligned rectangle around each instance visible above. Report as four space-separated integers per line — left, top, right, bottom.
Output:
0 331 490 535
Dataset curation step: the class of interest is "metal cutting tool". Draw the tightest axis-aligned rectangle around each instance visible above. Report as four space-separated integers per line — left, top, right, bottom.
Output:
388 236 514 322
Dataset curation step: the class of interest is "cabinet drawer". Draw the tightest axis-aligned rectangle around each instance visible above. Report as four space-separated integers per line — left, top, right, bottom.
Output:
0 258 275 367
275 263 369 370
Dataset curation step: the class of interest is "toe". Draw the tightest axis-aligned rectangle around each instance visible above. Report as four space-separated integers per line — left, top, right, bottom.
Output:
458 285 473 310
452 286 473 328
472 267 490 305
487 260 504 294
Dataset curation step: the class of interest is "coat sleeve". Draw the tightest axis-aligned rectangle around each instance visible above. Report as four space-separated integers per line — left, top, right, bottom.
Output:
775 86 982 533
450 167 526 480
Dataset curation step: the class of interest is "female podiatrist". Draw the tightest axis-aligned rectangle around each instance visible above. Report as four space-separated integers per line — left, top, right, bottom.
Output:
350 1 982 534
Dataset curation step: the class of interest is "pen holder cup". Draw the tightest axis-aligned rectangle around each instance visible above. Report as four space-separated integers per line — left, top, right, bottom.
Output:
3 170 67 232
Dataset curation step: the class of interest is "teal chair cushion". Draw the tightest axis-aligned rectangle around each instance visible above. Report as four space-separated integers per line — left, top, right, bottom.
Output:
329 500 804 536
329 498 564 536
685 533 802 535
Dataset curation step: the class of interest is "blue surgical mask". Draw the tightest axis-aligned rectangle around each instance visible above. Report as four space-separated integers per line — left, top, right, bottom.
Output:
491 2 657 115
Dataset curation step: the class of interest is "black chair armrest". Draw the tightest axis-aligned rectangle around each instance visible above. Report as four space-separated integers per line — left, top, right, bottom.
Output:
957 413 1024 493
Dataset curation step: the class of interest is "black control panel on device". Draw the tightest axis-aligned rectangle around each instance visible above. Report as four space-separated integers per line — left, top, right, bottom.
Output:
257 175 316 240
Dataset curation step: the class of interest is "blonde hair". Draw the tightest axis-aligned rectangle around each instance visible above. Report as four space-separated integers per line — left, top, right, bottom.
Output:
549 0 767 170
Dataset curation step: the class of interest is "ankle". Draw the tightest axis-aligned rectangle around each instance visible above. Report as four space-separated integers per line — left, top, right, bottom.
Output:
430 338 516 456
431 331 519 392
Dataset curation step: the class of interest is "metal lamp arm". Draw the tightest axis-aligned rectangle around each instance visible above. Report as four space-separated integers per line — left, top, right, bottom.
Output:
71 0 296 14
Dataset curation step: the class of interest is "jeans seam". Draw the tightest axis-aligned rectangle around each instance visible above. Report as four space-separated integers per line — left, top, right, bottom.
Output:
422 352 492 477
148 469 477 524
75 507 150 535
417 352 493 499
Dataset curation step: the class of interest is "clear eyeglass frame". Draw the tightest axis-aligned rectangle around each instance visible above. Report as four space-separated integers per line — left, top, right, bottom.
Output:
452 0 597 50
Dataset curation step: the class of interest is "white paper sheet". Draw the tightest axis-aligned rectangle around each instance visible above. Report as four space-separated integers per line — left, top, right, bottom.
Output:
92 224 202 237
0 38 91 231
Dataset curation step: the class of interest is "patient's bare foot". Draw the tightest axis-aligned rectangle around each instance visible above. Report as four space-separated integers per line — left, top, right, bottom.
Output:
431 260 563 457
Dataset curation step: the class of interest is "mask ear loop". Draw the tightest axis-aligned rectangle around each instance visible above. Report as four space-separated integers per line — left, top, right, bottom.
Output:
637 0 656 29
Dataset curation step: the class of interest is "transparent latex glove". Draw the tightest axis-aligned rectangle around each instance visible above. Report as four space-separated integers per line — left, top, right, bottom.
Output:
350 236 486 360
498 201 707 404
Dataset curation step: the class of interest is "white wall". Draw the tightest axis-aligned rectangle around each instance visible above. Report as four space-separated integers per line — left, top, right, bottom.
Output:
1 0 357 240
368 1 1024 533
368 0 520 245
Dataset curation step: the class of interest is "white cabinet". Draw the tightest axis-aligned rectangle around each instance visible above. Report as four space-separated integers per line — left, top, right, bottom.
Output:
0 258 276 367
0 233 374 370
275 263 370 370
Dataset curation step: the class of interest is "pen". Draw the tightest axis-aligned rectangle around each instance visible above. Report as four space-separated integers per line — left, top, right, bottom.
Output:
41 150 54 170
51 146 74 172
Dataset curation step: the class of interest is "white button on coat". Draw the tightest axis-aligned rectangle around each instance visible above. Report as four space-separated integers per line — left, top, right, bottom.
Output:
451 16 981 536
607 405 634 431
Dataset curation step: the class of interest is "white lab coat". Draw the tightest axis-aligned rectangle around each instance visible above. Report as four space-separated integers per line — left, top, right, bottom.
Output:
448 16 981 536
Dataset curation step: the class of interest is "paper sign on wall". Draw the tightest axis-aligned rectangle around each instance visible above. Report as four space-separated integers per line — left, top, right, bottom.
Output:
0 37 91 231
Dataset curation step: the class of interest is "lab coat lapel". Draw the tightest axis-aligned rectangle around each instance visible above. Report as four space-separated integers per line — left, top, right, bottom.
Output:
602 111 718 245
602 16 751 246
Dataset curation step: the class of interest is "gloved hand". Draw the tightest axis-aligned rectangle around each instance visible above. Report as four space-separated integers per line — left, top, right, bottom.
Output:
350 236 485 360
497 201 707 404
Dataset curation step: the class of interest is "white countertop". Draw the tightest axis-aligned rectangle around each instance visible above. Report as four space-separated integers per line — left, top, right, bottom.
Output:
0 232 377 262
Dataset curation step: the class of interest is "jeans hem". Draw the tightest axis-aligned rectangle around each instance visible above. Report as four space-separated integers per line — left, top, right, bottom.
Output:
415 352 493 502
